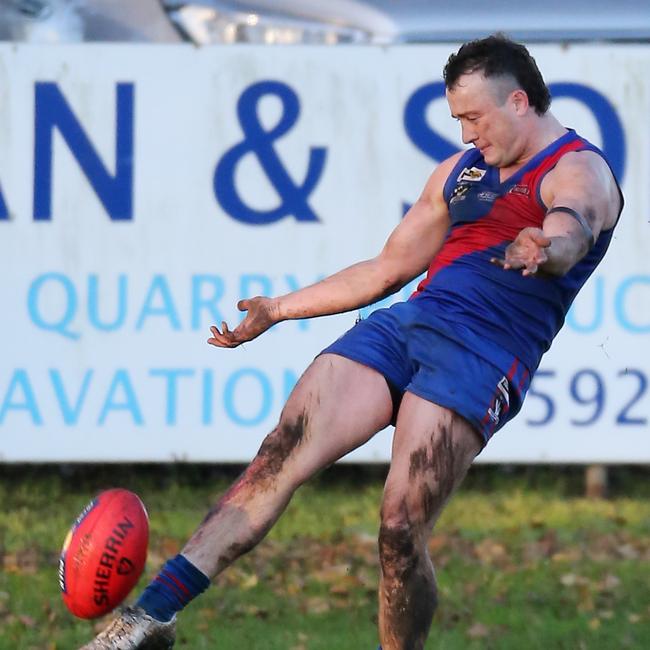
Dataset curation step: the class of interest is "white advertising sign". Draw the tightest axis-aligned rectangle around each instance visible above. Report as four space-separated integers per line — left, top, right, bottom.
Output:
0 44 648 462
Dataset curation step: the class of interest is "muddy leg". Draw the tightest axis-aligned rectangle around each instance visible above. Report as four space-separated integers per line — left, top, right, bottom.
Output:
182 354 394 577
378 393 482 650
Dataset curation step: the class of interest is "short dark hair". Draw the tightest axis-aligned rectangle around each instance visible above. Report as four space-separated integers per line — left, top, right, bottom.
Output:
443 34 551 115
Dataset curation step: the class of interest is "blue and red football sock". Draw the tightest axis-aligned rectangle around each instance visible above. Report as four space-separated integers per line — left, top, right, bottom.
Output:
136 554 210 622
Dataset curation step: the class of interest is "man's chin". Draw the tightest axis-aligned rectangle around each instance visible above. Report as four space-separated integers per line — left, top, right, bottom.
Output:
480 147 495 164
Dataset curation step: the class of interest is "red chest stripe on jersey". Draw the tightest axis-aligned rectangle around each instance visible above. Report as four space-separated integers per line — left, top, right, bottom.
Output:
419 223 505 285
415 134 594 296
414 198 537 293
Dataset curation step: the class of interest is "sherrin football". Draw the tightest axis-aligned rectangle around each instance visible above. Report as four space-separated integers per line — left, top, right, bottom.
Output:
59 488 149 619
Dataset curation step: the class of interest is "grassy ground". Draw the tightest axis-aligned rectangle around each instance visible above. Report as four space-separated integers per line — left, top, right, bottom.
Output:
0 464 649 649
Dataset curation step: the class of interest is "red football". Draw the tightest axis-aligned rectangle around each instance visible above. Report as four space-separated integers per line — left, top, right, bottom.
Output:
59 488 149 619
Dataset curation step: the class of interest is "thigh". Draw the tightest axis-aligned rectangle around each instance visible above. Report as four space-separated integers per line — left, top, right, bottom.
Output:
381 392 483 529
322 303 416 397
265 353 395 482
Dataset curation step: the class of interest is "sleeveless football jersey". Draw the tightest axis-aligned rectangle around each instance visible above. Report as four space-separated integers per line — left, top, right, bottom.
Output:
409 129 623 373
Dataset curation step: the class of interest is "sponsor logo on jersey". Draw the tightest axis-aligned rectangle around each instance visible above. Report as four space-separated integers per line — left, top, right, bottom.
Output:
478 190 499 202
457 166 486 182
450 184 470 204
508 184 530 196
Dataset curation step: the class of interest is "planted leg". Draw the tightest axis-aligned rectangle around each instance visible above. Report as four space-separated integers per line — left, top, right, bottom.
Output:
378 393 482 650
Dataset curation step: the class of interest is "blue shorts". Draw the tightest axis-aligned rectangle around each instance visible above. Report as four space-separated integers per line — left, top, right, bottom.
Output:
321 302 530 444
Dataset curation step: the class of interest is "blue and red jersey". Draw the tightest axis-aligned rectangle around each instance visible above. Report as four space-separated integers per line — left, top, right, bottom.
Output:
409 129 623 374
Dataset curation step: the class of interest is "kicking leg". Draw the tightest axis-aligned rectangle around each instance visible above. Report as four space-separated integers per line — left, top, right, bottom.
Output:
378 392 482 650
182 352 395 576
80 354 394 650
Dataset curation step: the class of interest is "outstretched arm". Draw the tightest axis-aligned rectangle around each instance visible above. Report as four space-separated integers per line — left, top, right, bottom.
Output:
495 150 621 276
208 153 462 348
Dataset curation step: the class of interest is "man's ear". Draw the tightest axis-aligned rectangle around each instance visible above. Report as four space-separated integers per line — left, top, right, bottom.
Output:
511 89 530 115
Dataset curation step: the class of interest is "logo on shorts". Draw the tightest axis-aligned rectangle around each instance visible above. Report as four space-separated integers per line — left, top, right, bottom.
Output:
487 376 510 425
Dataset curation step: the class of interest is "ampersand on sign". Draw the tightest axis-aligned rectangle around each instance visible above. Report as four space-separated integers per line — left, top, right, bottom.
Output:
214 80 327 225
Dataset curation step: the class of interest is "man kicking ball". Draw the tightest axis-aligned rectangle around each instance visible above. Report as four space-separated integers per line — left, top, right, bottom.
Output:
81 34 622 650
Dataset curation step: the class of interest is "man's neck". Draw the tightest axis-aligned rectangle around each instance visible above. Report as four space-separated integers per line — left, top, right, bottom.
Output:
500 113 567 180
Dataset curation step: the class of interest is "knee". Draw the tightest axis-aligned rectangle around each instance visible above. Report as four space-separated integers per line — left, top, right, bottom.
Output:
377 520 438 607
378 519 418 576
378 481 446 577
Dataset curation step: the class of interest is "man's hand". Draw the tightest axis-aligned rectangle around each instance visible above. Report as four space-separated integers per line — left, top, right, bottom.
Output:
207 296 282 348
492 227 552 276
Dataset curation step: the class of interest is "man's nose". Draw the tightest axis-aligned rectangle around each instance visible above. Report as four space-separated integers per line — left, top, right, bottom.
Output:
461 123 477 145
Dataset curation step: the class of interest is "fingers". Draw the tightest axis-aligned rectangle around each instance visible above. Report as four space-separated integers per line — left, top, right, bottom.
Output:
493 254 541 275
492 256 523 271
237 299 250 312
207 323 241 348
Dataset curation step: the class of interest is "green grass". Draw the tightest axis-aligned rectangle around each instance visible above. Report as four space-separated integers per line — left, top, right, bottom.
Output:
0 465 649 649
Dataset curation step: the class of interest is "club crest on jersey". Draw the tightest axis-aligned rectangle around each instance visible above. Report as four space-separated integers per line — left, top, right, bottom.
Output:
457 166 486 182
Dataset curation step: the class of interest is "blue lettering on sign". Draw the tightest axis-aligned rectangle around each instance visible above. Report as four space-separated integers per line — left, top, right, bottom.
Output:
0 369 43 425
27 272 321 338
566 277 604 333
88 274 128 331
240 274 273 301
27 272 80 340
26 272 648 337
150 368 195 425
33 82 134 221
403 81 626 184
548 83 626 184
224 367 272 426
135 275 181 331
50 369 93 425
614 275 650 333
404 81 460 164
0 182 8 220
214 80 326 225
192 276 225 330
97 369 143 425
283 369 299 402
202 368 214 425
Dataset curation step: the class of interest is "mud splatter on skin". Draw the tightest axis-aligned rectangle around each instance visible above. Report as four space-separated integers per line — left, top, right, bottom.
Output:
197 410 309 528
252 411 309 484
429 423 459 505
212 516 276 575
408 447 429 480
419 483 437 524
379 524 437 650
381 420 478 648
182 411 311 576
407 422 470 525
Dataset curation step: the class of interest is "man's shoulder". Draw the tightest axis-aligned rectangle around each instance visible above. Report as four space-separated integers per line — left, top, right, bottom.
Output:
546 148 619 197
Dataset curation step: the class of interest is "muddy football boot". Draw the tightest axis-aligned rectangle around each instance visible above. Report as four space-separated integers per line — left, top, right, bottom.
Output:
79 606 176 649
